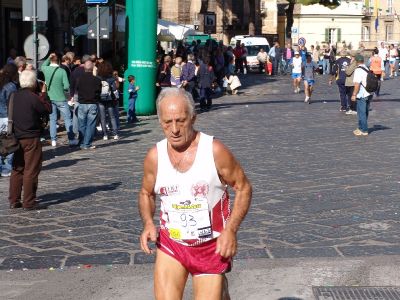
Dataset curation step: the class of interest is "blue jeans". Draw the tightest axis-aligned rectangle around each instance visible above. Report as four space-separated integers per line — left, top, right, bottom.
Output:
127 97 137 123
0 117 13 175
323 59 330 75
98 101 118 136
50 101 75 141
78 104 98 148
199 87 212 109
284 59 291 73
357 96 372 133
72 94 79 136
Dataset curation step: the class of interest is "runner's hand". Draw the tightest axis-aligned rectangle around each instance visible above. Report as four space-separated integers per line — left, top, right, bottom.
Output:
215 228 237 258
140 223 157 254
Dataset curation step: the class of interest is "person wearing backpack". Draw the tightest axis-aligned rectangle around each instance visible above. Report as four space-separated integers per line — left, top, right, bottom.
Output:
41 53 78 147
97 61 119 140
351 54 373 136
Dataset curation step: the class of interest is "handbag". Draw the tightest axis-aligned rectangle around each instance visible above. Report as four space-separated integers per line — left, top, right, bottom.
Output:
0 93 20 156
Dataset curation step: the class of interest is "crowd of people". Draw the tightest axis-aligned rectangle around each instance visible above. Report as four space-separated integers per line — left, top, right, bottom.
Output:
0 50 138 209
156 39 246 111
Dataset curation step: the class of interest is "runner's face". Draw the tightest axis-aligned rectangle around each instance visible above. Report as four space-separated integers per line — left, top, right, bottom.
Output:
159 96 195 150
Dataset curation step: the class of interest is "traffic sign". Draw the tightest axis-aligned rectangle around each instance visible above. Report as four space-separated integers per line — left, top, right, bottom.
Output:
298 37 306 46
86 0 108 4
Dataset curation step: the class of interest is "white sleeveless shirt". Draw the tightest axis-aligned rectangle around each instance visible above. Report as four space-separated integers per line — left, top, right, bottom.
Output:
154 132 230 246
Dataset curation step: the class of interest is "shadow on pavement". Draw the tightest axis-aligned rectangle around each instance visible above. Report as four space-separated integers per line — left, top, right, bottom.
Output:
42 158 90 171
278 298 305 300
369 124 391 133
39 182 122 206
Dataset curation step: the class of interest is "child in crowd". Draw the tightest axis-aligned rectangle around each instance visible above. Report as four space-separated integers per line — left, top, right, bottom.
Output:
127 75 140 123
170 57 183 87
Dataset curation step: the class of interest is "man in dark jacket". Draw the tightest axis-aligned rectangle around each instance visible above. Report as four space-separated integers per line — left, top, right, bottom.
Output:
330 50 351 112
198 57 215 110
69 54 91 136
9 70 51 210
181 54 196 97
272 42 283 76
76 61 102 150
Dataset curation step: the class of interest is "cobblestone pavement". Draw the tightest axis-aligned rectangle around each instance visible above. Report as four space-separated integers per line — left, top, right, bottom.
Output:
1 73 400 271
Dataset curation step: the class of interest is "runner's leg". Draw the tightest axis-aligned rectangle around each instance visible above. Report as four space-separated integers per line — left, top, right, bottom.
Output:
304 81 309 97
193 273 227 300
154 249 189 300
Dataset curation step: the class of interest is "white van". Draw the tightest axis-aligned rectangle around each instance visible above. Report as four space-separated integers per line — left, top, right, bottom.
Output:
230 36 270 72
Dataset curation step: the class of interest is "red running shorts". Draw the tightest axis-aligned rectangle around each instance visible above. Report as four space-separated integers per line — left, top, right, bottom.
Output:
157 229 232 276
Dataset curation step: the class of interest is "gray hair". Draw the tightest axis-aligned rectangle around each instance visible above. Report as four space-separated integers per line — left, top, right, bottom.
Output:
81 54 91 64
14 56 27 68
156 88 196 120
19 70 37 89
187 54 194 61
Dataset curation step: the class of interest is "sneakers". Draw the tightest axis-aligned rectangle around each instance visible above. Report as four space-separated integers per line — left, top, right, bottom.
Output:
113 135 119 140
304 96 310 103
69 139 79 146
81 145 96 150
353 128 368 136
96 125 102 131
103 135 108 141
339 107 347 112
51 140 57 147
297 87 301 93
345 110 357 115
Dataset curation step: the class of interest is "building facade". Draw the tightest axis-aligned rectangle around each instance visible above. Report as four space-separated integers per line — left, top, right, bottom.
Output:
158 0 263 44
361 0 400 49
288 1 363 50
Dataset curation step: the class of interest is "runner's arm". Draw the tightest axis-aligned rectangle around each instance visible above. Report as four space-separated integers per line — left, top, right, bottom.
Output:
213 139 252 258
139 146 158 254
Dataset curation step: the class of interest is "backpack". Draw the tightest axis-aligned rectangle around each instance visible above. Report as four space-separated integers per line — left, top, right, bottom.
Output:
358 66 379 93
100 79 114 101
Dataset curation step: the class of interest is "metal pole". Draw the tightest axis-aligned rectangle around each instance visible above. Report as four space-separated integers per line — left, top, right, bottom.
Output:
96 4 100 58
32 0 38 69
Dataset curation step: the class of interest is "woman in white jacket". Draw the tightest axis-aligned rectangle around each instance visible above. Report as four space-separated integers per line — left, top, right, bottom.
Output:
224 74 241 95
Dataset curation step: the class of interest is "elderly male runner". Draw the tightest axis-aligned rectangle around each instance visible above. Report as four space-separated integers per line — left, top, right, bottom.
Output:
139 88 252 300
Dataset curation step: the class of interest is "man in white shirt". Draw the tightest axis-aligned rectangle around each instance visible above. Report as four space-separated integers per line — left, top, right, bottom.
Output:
291 51 303 93
351 54 372 136
378 42 388 79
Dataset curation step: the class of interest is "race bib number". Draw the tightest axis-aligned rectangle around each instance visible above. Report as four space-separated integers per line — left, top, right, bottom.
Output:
167 200 212 240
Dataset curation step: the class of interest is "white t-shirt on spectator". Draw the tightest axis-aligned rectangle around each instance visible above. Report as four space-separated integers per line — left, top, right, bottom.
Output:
292 57 302 74
378 47 388 61
353 64 371 98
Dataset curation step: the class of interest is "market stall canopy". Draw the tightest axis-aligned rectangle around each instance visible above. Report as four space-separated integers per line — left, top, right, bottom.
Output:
157 19 196 40
73 18 195 42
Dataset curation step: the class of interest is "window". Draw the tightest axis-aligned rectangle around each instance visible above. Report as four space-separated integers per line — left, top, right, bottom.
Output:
387 0 393 14
362 26 370 41
325 28 341 44
386 24 393 41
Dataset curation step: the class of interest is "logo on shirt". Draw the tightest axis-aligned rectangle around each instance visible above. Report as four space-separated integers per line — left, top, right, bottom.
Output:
191 182 209 198
160 185 180 196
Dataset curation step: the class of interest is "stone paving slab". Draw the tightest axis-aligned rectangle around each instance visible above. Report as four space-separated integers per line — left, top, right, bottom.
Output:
1 73 400 270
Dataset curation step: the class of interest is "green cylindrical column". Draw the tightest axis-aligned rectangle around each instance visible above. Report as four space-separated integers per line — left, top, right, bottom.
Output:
124 0 157 115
